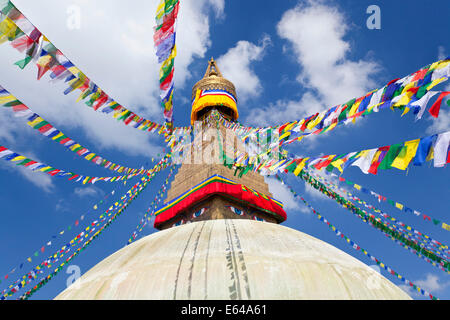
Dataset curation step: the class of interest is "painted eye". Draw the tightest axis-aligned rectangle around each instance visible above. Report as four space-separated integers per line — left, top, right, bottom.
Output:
174 220 184 227
253 215 265 222
192 207 208 218
227 206 244 216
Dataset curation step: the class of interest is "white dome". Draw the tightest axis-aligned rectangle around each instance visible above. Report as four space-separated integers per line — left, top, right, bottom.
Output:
55 219 410 300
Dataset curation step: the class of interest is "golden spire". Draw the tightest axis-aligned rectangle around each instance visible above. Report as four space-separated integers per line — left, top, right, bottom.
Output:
203 57 223 77
190 58 239 124
191 58 237 101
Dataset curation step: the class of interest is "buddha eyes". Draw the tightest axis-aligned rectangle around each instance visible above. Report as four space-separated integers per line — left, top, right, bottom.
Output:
173 220 184 227
226 205 245 216
172 207 209 227
253 215 265 222
192 207 208 218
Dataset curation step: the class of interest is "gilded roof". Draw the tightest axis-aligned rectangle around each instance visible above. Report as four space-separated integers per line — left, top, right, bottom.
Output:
191 57 237 101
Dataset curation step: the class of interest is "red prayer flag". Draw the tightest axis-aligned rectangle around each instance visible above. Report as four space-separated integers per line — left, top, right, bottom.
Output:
12 104 28 112
429 92 450 118
368 146 390 175
412 69 428 82
386 78 400 86
38 124 53 133
160 69 174 90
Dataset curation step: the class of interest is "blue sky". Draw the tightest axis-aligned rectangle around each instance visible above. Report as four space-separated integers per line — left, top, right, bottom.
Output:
0 0 449 300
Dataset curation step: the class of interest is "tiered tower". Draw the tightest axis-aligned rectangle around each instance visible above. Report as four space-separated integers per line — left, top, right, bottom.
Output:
154 58 286 230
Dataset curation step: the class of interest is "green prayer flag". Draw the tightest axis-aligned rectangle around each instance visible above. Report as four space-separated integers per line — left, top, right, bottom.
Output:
33 120 49 130
14 56 32 69
1 1 15 15
378 143 403 170
4 99 22 107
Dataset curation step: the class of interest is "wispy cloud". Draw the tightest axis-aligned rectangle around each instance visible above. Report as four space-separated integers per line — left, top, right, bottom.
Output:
0 155 54 193
400 273 450 299
1 0 225 158
74 186 103 198
246 0 381 126
265 176 302 212
218 35 272 102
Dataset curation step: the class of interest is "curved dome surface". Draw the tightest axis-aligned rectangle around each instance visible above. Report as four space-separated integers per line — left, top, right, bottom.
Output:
55 219 410 300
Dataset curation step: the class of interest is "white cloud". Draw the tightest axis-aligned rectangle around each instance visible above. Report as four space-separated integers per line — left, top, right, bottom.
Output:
0 151 54 192
217 35 271 102
400 273 450 299
0 0 223 157
246 0 380 125
55 198 70 212
265 176 301 212
74 186 103 198
16 164 54 192
438 46 447 60
304 180 327 200
426 108 450 135
415 274 448 292
0 112 18 144
208 0 225 18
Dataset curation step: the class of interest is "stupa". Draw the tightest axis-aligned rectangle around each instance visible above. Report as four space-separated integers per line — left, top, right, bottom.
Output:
55 59 411 300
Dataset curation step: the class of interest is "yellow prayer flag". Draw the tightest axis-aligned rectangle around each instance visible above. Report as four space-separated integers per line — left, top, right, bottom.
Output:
85 153 96 161
76 89 89 102
11 156 26 162
284 121 297 132
348 99 362 117
436 60 450 70
70 143 81 151
354 184 361 190
401 82 416 94
279 131 291 141
427 77 446 90
0 94 16 104
67 66 81 75
392 93 413 108
27 116 44 128
426 146 434 161
429 61 440 70
156 0 165 18
400 107 410 117
37 54 52 68
0 17 17 39
293 158 309 176
51 132 64 141
391 139 420 170
324 122 338 133
395 203 404 210
330 158 345 173
306 114 323 130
